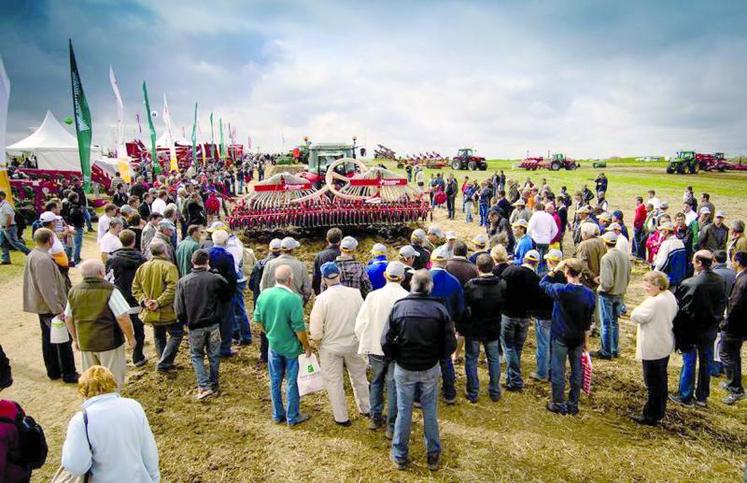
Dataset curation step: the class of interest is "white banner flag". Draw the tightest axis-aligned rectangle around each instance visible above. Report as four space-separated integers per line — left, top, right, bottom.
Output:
162 93 178 172
0 56 12 203
109 65 125 159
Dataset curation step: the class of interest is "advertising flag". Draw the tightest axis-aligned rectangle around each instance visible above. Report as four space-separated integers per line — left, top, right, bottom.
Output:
69 40 92 191
142 81 160 175
191 102 198 166
162 93 178 172
0 56 11 203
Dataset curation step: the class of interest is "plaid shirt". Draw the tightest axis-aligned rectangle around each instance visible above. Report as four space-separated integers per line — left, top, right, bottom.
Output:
333 257 372 299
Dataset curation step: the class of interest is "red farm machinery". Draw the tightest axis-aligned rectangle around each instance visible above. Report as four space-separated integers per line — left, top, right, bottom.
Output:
666 151 747 174
519 153 578 171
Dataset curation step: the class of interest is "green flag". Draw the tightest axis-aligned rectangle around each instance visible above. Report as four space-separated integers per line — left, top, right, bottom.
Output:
191 102 198 166
69 39 92 191
219 117 225 159
142 81 160 175
209 112 215 161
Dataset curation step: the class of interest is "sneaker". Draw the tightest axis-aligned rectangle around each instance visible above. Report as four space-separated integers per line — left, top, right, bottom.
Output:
427 452 440 471
546 402 566 415
718 381 729 390
133 357 148 368
566 405 579 416
196 388 215 400
385 426 394 440
289 414 311 427
443 396 457 405
591 350 612 360
668 394 694 408
530 372 548 382
630 414 658 426
464 393 478 404
694 399 708 408
390 455 408 470
723 392 745 405
368 418 384 430
335 420 352 427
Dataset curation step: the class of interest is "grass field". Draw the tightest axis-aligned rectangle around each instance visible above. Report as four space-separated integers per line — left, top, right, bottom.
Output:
20 160 747 482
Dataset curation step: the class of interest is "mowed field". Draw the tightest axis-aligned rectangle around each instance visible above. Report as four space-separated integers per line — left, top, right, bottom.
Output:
3 159 746 482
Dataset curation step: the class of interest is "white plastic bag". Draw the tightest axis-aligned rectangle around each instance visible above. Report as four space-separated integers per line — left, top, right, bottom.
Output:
297 353 325 397
50 316 70 344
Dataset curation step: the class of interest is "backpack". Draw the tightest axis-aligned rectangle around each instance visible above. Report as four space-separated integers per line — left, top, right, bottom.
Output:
0 402 48 469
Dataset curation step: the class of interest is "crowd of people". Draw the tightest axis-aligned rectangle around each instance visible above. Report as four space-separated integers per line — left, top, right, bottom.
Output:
1 166 746 478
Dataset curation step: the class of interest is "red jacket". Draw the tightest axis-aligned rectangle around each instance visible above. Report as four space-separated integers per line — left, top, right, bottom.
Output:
0 400 32 483
633 203 647 230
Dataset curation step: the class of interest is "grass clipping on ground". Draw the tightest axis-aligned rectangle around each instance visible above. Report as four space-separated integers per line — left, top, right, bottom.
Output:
119 236 746 482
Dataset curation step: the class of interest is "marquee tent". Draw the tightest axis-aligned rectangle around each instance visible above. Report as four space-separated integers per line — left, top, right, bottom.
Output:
6 110 101 171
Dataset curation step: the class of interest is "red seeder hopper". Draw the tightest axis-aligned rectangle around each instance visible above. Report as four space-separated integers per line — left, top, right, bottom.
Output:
228 158 430 231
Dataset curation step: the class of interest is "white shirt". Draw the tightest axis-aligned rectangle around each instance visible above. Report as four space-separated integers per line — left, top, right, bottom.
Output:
630 290 677 360
309 284 364 354
226 235 245 283
61 393 160 483
100 232 123 255
0 199 14 228
97 214 111 242
150 198 167 215
648 196 661 210
615 233 631 255
64 287 131 319
355 282 409 356
684 210 697 226
527 210 559 245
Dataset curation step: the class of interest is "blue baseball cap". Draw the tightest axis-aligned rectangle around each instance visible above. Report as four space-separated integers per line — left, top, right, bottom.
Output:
320 261 340 279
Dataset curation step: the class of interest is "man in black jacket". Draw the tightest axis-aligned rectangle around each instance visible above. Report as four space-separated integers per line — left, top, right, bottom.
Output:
381 270 456 471
312 228 342 295
719 251 746 405
175 249 230 400
462 254 505 403
105 229 147 366
248 238 282 363
671 250 727 407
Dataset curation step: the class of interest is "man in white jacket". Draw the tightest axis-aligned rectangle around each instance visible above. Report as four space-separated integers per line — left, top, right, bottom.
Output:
527 203 559 272
354 261 409 438
309 261 369 426
606 223 630 256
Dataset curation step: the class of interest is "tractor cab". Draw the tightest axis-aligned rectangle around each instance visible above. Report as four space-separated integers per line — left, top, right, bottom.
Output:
677 151 696 161
551 153 566 162
714 152 725 161
457 148 474 159
304 143 358 184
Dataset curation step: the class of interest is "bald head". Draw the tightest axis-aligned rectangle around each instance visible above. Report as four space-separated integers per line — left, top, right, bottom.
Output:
80 259 105 279
274 264 293 286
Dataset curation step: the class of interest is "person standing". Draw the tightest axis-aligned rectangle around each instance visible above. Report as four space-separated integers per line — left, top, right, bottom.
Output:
131 241 182 373
531 249 565 381
64 260 135 388
699 211 728 252
253 265 312 426
0 190 31 265
409 229 431 270
366 243 389 291
355 262 409 437
106 229 148 367
66 192 86 265
462 254 505 402
445 241 478 286
145 220 176 263
175 249 230 400
312 228 342 295
22 228 78 383
72 177 94 232
310 262 370 426
594 232 631 360
540 259 595 415
527 203 559 272
260 237 312 304
249 238 282 363
175 225 204 277
445 174 458 220
207 230 239 358
97 204 118 244
140 212 163 256
727 220 747 267
670 250 727 407
500 250 541 391
382 270 457 471
630 271 677 425
99 217 124 264
719 251 746 405
332 236 373 299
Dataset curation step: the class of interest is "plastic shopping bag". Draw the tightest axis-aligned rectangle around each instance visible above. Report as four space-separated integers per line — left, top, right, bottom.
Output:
297 353 325 397
50 316 70 344
581 351 593 395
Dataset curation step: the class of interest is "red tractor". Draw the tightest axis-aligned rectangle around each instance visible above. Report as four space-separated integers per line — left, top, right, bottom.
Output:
519 153 578 171
450 148 487 171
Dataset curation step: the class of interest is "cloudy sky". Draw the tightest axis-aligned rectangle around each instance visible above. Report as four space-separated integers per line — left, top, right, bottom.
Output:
2 0 746 158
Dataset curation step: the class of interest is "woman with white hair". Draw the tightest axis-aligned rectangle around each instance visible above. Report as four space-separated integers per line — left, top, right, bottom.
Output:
59 365 160 482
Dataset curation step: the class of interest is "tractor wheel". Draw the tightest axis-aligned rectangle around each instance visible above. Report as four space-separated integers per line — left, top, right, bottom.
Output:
689 163 699 174
718 165 726 172
451 159 461 170
550 161 561 171
468 161 477 171
479 163 487 171
666 164 675 174
396 162 404 169
567 162 578 170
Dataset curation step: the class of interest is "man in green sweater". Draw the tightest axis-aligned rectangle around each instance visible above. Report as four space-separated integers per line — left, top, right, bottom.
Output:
254 264 312 426
176 225 205 277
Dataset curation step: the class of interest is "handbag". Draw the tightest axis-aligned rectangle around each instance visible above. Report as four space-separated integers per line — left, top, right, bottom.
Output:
297 354 325 397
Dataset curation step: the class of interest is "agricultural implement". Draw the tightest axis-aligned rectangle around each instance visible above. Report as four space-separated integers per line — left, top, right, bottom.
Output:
398 152 449 169
450 148 487 171
519 153 578 171
666 151 747 174
374 144 398 161
229 158 430 231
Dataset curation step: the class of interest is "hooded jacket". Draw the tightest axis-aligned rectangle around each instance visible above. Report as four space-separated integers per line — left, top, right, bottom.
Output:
106 248 147 307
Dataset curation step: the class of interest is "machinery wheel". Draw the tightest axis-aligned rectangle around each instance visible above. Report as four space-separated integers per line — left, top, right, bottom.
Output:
550 161 561 171
689 163 699 174
479 163 487 171
396 162 404 169
718 165 726 172
666 164 675 174
451 159 461 170
468 161 477 171
567 162 578 170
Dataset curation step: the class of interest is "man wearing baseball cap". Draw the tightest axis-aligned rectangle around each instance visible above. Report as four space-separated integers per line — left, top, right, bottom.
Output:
260 237 312 304
310 262 369 426
606 223 630 256
333 236 372 299
593 232 631 360
509 198 530 226
409 229 431 270
468 234 489 265
249 238 283 363
355 261 409 436
699 210 728 252
511 219 533 266
366 243 389 291
145 219 176 263
398 245 418 291
653 221 687 288
532 249 566 381
40 210 71 269
425 226 444 253
312 228 343 295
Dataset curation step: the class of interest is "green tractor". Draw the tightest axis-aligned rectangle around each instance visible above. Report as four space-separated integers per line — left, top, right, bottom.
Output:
276 138 312 166
666 151 698 174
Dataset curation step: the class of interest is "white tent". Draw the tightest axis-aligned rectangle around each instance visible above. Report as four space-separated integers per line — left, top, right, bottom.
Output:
156 130 188 147
6 110 101 172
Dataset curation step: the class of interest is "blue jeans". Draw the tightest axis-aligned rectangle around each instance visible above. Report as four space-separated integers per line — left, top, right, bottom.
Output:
479 203 489 226
465 201 473 223
534 319 551 380
72 227 83 264
392 363 441 463
501 315 530 388
153 322 184 371
219 302 233 356
465 338 501 401
83 208 93 231
678 337 715 403
632 228 646 260
550 338 583 410
189 324 221 390
368 354 397 430
0 225 30 262
535 243 549 274
268 349 301 424
599 294 624 356
232 280 252 344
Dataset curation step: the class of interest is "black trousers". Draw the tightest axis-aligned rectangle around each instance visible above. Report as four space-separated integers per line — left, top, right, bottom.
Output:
129 313 146 364
719 334 744 394
642 356 669 422
260 332 269 362
39 314 77 381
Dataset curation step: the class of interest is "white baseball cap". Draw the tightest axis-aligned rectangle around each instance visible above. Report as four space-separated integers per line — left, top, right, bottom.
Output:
370 243 387 255
39 211 60 224
399 245 418 258
280 237 300 250
269 238 282 251
385 261 406 279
